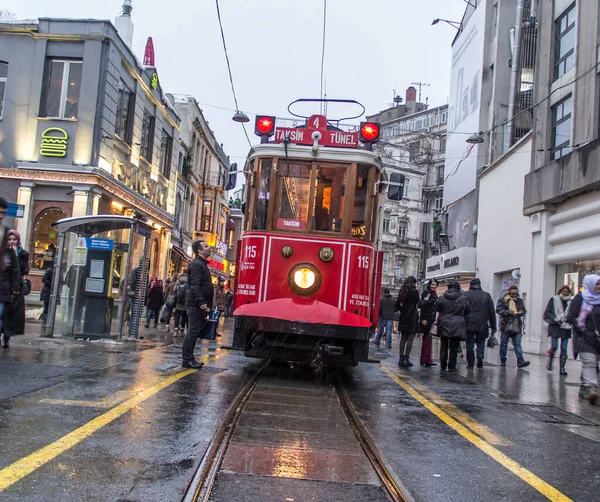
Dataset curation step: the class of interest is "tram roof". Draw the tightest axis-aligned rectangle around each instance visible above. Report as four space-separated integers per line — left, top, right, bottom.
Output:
246 143 384 171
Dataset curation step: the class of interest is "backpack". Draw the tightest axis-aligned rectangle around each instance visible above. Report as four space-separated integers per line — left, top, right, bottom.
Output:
176 283 187 304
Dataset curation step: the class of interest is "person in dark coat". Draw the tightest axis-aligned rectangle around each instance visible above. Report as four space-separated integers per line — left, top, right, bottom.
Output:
544 285 573 375
373 288 396 348
39 263 54 322
566 274 600 404
395 276 420 367
436 281 471 371
496 285 530 368
464 278 497 369
145 280 164 328
418 279 439 367
173 273 188 335
182 240 213 369
225 290 234 318
2 230 30 347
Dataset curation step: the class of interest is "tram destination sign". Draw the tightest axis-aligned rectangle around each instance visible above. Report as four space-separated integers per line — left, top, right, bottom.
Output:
274 115 359 149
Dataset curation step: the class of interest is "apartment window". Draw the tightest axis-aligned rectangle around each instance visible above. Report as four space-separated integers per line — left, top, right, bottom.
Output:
439 136 447 153
408 142 420 162
140 109 155 161
441 109 448 123
394 257 406 280
0 62 7 119
201 200 213 231
555 4 576 80
40 60 83 119
115 83 135 143
436 165 444 185
434 196 443 211
159 129 173 178
551 95 572 160
403 177 410 198
382 212 391 233
398 222 408 240
382 252 390 274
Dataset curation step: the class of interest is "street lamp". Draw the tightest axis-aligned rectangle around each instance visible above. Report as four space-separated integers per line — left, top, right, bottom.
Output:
431 18 462 30
466 131 485 144
232 111 250 123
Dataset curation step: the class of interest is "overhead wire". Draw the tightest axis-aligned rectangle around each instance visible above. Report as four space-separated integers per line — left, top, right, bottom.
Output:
319 0 327 114
214 0 252 149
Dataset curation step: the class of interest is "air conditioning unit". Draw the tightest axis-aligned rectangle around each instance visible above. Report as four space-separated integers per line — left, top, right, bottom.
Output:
428 242 437 248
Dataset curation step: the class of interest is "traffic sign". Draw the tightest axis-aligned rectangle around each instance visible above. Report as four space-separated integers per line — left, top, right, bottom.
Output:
74 248 87 265
86 238 114 251
76 237 87 249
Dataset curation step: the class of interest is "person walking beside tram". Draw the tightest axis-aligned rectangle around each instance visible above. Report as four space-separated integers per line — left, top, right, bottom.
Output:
464 278 497 369
373 288 396 349
565 275 600 404
496 285 531 368
418 279 439 367
436 281 470 372
396 276 420 367
173 272 189 334
2 230 30 348
163 273 178 332
182 240 213 369
544 285 573 376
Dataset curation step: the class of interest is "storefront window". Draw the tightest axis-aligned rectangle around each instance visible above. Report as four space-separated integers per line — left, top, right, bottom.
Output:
312 165 346 232
276 162 311 231
556 261 600 294
32 208 66 270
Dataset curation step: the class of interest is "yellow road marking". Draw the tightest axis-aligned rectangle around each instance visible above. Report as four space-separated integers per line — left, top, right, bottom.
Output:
40 352 225 408
380 364 573 502
391 370 512 446
0 353 225 492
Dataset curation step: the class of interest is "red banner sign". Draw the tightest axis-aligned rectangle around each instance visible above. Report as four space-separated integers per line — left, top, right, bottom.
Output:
274 114 359 149
276 218 306 230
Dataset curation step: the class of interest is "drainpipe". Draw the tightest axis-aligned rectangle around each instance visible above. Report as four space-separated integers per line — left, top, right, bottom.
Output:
505 0 525 152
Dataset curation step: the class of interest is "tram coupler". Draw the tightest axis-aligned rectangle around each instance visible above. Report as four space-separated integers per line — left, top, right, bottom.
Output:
324 345 343 356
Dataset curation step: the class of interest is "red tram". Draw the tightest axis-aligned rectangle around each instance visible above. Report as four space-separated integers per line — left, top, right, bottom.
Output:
232 109 400 367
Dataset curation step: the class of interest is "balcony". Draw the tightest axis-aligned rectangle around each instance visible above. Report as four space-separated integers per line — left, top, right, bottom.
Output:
202 172 225 189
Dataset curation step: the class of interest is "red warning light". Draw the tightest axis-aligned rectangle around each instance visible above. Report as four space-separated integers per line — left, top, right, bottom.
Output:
359 122 380 143
255 115 276 137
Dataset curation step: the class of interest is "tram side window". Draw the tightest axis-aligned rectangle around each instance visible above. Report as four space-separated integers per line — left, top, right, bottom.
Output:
313 166 346 232
276 163 311 231
253 158 272 230
352 165 370 240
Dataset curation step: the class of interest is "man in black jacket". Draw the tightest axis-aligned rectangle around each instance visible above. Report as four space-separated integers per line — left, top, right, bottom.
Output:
373 288 396 348
464 278 497 369
182 240 213 369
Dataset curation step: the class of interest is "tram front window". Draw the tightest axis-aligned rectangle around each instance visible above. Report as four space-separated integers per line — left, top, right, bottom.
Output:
276 163 311 231
352 165 370 239
313 165 346 232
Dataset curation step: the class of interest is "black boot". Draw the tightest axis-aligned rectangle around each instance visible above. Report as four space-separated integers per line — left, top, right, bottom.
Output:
398 355 407 367
559 356 568 376
405 356 413 367
547 349 555 371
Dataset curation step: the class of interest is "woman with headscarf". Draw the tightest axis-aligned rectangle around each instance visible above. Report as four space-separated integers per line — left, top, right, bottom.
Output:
436 281 471 372
419 279 439 367
395 276 420 367
544 285 573 375
566 275 600 404
2 230 29 347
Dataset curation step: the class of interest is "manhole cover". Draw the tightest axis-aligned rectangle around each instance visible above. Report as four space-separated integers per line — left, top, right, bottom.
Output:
502 403 597 426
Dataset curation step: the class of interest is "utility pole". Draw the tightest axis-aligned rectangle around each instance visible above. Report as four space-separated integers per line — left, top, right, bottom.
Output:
411 81 430 103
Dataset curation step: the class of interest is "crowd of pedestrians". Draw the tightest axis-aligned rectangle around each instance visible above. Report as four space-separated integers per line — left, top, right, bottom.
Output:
373 274 600 405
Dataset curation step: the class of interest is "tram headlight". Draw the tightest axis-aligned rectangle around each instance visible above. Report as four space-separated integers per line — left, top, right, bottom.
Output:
294 268 316 289
288 263 322 296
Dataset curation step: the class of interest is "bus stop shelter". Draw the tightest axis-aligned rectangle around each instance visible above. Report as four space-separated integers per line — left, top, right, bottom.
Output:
44 215 153 341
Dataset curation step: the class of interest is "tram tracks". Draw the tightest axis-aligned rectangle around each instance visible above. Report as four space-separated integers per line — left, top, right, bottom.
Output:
182 363 413 502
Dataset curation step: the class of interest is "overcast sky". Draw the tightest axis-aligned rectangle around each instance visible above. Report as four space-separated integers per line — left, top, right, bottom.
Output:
3 0 466 166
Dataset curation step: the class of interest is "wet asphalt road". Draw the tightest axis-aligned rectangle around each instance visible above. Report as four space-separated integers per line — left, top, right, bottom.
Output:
1 325 599 501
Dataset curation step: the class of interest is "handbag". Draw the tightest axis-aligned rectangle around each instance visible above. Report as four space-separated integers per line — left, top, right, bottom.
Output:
503 315 522 335
23 278 31 296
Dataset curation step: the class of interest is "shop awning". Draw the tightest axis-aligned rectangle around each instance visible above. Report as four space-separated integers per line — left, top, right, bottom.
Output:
171 245 192 262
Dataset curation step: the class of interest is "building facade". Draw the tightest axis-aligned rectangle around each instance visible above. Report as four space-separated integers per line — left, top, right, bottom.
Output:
0 14 181 292
371 89 448 294
520 0 600 353
172 95 232 286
